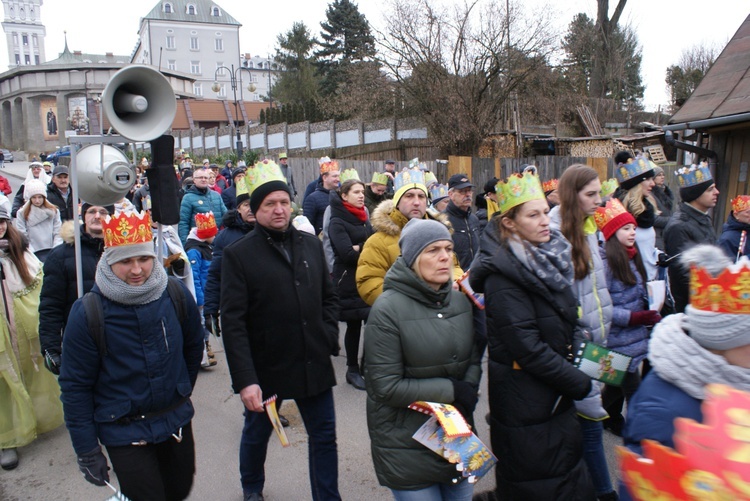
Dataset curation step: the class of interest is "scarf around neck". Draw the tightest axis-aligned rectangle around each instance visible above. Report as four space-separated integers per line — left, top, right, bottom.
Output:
649 313 750 400
626 245 638 260
508 230 574 292
95 256 168 305
343 200 368 222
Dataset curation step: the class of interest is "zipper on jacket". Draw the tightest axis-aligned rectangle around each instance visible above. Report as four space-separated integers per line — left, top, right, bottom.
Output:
338 269 347 288
161 319 170 352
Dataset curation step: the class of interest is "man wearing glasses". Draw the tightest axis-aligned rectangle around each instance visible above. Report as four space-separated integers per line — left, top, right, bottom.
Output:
179 168 227 244
40 203 114 374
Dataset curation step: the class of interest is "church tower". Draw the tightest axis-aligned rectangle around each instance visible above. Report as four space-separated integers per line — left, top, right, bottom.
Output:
1 0 46 67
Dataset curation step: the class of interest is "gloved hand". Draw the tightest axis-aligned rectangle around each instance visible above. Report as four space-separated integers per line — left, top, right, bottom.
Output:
204 314 221 337
657 252 670 268
77 446 110 486
629 310 662 326
44 349 61 375
451 379 479 418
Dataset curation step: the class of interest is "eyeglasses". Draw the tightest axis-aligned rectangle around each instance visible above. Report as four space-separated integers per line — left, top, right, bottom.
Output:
86 209 110 216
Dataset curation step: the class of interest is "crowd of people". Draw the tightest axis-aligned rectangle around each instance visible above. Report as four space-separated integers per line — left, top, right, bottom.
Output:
1 149 749 501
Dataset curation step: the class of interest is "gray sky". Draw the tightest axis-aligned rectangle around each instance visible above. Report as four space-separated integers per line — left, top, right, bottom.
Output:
4 0 748 111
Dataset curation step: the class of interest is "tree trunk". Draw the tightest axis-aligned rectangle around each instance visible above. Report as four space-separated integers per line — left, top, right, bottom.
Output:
590 0 627 99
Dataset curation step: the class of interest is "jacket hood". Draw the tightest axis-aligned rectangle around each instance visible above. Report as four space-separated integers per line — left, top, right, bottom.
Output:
723 212 750 233
383 256 452 307
60 219 105 247
371 199 452 237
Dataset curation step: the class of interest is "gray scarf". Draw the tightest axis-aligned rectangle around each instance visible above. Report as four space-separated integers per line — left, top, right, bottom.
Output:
649 313 750 400
95 257 168 305
509 229 573 291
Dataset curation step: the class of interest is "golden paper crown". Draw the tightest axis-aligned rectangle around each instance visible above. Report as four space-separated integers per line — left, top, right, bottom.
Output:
495 172 545 214
340 168 360 183
195 211 217 231
600 178 619 198
246 159 287 195
318 156 339 175
676 163 713 187
371 172 389 185
690 258 750 313
103 210 153 248
732 195 750 213
542 179 558 193
424 171 438 188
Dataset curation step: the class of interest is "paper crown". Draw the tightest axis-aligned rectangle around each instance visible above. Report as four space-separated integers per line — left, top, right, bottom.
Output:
103 210 153 248
424 171 438 188
340 168 360 183
615 156 654 185
408 157 419 170
690 257 750 314
732 195 750 213
371 172 389 185
677 163 713 187
495 172 545 214
195 211 218 239
600 178 619 198
594 198 636 241
318 156 339 175
619 384 750 500
246 159 287 195
542 179 558 193
394 168 426 191
430 184 449 202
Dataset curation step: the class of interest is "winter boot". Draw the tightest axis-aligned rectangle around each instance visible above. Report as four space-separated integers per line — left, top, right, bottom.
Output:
1 448 18 470
205 340 217 366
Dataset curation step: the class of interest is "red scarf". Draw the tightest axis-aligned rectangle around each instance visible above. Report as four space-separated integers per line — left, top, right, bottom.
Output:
343 201 367 222
626 245 638 260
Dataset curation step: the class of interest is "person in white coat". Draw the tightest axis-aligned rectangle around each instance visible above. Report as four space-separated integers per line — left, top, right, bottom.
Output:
15 179 62 262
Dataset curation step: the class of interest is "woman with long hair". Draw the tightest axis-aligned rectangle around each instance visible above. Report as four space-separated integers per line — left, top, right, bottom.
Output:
471 171 594 499
15 179 62 262
551 164 616 501
329 178 373 390
0 207 63 470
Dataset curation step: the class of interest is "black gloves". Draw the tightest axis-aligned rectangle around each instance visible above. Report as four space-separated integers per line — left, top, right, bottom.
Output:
44 349 61 375
451 379 479 418
77 446 110 486
204 314 221 337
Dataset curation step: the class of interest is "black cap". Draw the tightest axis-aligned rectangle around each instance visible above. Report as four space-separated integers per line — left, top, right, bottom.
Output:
448 174 473 190
483 177 499 194
385 159 396 165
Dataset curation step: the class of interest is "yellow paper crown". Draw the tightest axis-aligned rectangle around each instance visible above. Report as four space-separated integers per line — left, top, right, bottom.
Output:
340 168 360 183
424 171 438 188
731 195 750 213
195 211 217 231
103 210 153 248
235 175 249 198
246 159 287 195
319 156 339 175
542 179 558 193
495 172 545 214
690 258 750 314
600 178 619 198
371 172 389 185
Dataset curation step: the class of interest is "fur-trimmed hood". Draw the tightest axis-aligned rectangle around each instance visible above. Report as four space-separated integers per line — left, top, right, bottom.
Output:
370 199 452 236
60 220 105 248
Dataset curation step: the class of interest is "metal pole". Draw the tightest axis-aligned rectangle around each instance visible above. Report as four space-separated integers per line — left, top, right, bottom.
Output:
232 65 243 159
70 146 84 298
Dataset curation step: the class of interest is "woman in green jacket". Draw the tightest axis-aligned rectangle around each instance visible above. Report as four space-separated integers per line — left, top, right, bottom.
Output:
364 218 481 501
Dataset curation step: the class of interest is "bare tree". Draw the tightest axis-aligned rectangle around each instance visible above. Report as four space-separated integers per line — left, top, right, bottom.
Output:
665 43 720 113
376 0 558 156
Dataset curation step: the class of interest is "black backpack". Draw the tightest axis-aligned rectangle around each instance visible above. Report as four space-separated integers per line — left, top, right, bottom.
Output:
82 277 187 358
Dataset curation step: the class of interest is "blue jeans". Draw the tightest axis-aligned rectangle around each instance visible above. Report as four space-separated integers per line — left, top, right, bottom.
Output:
240 388 341 500
579 417 613 495
391 481 474 501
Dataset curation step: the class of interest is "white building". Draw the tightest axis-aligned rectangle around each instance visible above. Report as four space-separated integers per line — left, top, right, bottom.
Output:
131 0 240 99
240 53 279 103
1 0 46 68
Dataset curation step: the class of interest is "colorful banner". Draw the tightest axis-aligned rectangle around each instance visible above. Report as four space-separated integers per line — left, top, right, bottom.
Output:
68 96 89 134
40 97 58 140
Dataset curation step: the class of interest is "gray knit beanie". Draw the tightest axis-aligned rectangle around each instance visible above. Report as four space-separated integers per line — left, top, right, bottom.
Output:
104 242 156 266
399 218 452 267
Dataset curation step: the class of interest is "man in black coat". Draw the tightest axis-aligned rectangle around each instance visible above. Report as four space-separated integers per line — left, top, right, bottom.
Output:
46 165 74 221
39 203 113 374
220 167 246 211
221 177 341 501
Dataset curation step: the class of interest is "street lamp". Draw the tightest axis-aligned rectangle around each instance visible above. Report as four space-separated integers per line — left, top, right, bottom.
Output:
212 64 255 158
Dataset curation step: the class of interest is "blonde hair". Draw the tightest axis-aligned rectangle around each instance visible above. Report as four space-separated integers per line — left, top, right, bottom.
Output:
621 183 660 218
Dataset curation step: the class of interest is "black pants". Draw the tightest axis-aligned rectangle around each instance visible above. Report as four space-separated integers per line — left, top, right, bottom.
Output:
106 421 196 501
602 370 642 430
344 320 363 369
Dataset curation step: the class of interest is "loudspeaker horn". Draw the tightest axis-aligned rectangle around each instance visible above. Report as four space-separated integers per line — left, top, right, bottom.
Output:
102 65 177 142
76 144 136 206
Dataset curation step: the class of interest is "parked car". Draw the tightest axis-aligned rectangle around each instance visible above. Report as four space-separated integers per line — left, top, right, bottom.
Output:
0 149 13 162
46 145 72 165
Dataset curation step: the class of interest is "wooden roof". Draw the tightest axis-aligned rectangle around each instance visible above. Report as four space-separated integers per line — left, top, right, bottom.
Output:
169 99 270 130
670 14 750 124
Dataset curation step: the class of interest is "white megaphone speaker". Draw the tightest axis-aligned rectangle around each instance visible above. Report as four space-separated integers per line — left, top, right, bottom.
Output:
101 65 177 142
76 144 136 206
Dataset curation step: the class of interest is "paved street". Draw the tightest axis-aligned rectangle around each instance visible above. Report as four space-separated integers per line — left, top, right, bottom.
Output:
0 161 622 500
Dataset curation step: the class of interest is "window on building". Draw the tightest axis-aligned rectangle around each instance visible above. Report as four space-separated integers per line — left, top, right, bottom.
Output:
166 36 175 49
167 60 176 71
190 37 199 50
247 62 253 68
191 61 201 74
216 62 225 76
251 75 258 83
252 93 260 101
218 84 226 98
212 6 220 16
29 6 34 19
164 2 173 13
34 55 39 65
22 34 28 46
215 38 223 51
187 4 196 15
14 54 20 65
194 83 203 96
24 54 30 64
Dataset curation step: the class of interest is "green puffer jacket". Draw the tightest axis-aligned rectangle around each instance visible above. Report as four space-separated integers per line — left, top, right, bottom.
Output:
364 257 481 491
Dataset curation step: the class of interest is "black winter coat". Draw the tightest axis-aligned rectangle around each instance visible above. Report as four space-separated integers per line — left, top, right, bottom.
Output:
303 182 331 235
444 201 481 270
328 190 372 321
39 221 105 355
717 212 750 259
470 224 594 501
46 183 74 221
663 202 717 313
221 224 339 399
203 210 253 316
221 185 238 211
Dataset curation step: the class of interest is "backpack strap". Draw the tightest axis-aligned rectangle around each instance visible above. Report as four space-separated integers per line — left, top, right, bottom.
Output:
82 292 107 359
166 276 187 325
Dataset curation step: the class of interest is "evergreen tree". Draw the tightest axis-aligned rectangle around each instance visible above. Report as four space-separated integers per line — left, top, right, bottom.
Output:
273 22 322 111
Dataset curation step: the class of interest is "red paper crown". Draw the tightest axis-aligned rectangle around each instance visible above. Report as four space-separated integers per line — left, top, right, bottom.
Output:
594 199 636 241
732 195 750 213
195 211 218 239
319 159 339 175
103 211 152 248
690 260 750 314
542 179 558 193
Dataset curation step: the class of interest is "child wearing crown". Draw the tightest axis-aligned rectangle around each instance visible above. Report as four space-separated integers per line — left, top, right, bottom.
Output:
58 209 204 500
718 195 750 259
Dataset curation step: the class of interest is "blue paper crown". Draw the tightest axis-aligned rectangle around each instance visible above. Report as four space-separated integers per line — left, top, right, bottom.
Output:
615 156 654 184
394 168 426 191
430 183 449 201
676 163 713 188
